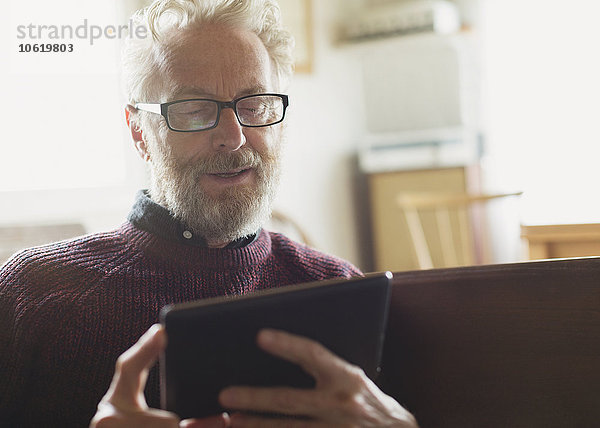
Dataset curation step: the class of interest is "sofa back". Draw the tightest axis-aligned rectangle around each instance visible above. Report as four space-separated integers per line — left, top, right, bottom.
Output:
379 257 600 428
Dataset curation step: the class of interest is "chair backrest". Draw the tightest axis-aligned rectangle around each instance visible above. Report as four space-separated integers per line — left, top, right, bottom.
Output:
378 257 600 428
397 192 522 269
267 210 314 247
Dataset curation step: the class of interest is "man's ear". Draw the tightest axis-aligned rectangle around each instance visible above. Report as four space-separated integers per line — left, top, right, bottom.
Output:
125 105 151 162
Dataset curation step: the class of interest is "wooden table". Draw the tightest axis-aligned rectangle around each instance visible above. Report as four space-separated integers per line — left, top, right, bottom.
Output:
521 223 600 260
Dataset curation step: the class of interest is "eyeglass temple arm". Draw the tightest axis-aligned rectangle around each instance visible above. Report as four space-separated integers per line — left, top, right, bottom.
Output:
134 103 161 115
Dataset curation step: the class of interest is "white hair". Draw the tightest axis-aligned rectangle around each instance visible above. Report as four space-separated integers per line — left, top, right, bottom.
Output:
121 0 295 106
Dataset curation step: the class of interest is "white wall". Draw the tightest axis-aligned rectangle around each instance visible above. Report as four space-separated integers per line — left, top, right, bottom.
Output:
273 0 368 269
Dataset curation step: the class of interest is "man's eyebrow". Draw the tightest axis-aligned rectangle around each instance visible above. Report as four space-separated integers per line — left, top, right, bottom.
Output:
170 85 211 99
237 85 270 96
169 85 270 100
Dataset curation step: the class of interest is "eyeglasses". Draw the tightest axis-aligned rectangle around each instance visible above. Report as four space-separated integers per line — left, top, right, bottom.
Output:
134 93 289 132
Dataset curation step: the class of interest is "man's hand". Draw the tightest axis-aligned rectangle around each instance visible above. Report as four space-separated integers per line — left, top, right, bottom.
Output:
219 329 418 427
89 324 230 428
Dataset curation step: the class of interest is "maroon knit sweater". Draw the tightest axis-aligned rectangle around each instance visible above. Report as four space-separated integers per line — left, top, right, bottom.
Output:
0 222 361 427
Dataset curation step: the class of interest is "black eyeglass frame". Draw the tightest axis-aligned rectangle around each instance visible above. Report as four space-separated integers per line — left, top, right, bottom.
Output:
134 93 289 133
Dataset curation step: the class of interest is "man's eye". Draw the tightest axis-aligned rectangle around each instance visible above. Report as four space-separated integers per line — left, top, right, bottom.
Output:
184 109 206 115
172 102 216 115
242 105 267 115
190 105 212 113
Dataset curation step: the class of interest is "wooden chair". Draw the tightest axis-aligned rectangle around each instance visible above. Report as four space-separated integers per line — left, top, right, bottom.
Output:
267 210 314 247
378 257 600 427
397 192 522 269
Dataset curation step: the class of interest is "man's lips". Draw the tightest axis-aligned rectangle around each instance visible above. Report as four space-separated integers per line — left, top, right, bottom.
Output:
206 167 252 179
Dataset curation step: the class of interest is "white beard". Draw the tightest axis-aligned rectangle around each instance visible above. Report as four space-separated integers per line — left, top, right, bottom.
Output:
148 144 281 244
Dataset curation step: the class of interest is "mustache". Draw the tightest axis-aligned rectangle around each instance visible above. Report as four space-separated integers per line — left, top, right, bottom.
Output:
188 149 262 174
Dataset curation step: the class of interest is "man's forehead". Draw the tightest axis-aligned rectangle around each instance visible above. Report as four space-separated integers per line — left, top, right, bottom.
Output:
158 24 277 101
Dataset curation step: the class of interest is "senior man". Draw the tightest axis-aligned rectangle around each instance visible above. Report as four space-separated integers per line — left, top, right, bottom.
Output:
0 0 417 427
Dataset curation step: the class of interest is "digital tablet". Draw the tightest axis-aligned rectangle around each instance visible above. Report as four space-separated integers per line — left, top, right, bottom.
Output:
159 272 392 419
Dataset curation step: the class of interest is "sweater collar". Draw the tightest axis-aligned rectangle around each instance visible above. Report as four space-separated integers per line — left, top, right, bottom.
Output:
127 190 258 249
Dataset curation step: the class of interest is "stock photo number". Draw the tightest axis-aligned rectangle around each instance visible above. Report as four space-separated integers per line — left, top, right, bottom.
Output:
18 43 74 53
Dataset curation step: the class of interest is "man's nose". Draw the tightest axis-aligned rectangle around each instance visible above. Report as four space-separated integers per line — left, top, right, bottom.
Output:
210 107 246 152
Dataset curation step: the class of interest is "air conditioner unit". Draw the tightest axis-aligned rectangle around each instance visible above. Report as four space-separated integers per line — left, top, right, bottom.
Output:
344 0 460 41
357 33 481 173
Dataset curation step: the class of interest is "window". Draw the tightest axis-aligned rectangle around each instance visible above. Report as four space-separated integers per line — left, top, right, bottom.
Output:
2 0 145 229
481 0 600 224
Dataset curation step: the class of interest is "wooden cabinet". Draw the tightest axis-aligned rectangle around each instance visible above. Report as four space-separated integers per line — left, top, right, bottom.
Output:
368 166 478 271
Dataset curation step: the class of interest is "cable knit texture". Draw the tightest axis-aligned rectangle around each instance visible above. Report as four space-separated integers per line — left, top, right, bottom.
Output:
0 222 361 427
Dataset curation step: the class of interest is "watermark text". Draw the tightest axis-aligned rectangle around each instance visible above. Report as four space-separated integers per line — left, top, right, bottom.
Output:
16 18 147 46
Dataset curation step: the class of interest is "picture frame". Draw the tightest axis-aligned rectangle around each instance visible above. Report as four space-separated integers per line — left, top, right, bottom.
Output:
278 0 314 73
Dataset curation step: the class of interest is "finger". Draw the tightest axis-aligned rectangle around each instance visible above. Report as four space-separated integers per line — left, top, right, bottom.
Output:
229 413 335 428
220 386 322 417
104 324 166 409
91 403 180 428
256 329 349 382
180 413 231 428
